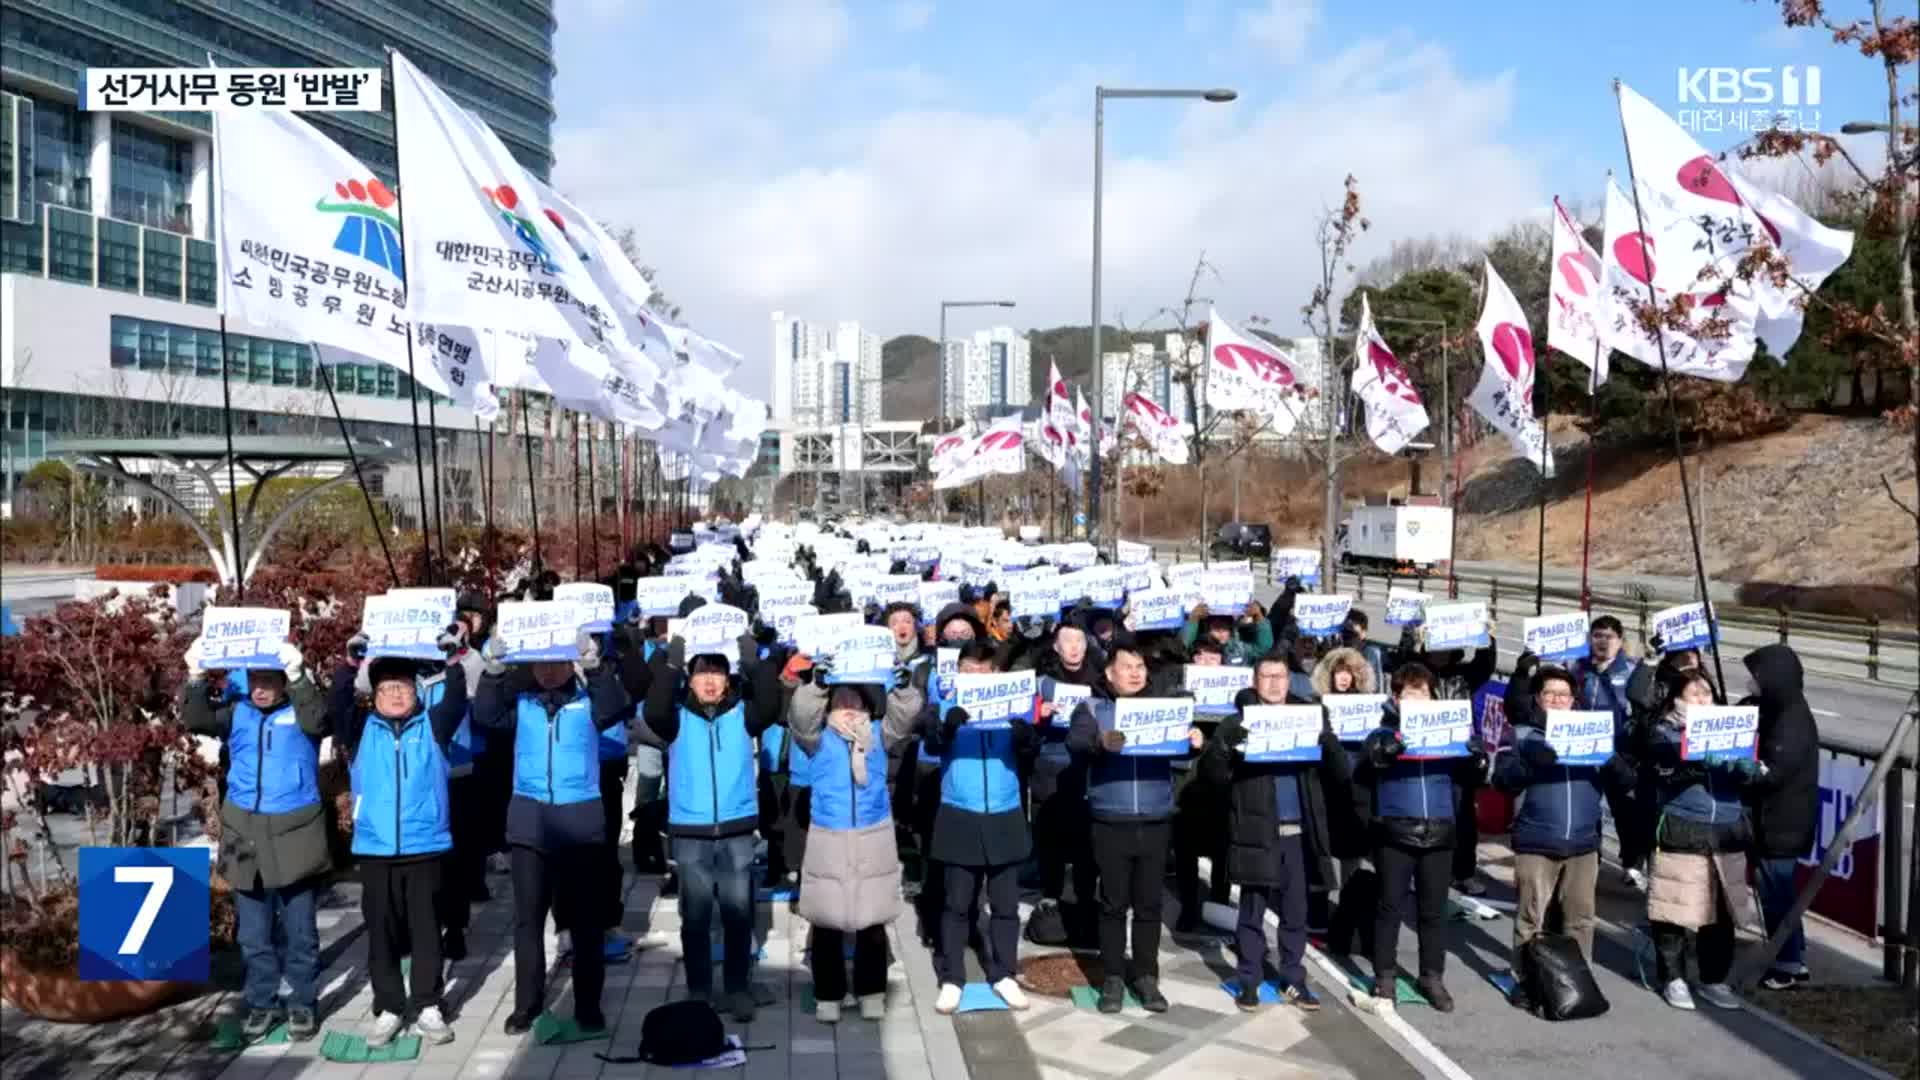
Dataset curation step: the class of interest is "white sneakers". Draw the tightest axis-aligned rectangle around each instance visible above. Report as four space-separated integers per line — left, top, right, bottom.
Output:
934 983 962 1014
1348 987 1397 1016
1662 979 1697 1010
1623 868 1650 892
859 993 886 1021
1694 982 1744 1010
993 978 1030 1010
816 1000 842 1024
366 1010 405 1047
413 1006 454 1044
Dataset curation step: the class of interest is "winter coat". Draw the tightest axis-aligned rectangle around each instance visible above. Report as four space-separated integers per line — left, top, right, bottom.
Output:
472 662 633 851
184 675 332 891
1178 616 1273 666
1032 649 1096 805
640 648 786 839
1573 652 1639 737
328 661 469 859
788 682 916 932
1493 723 1613 858
1310 647 1379 699
1742 644 1820 860
1648 848 1749 930
918 682 1037 867
1643 715 1757 835
1308 651 1377 860
1068 694 1187 824
1198 705 1348 889
1353 703 1485 851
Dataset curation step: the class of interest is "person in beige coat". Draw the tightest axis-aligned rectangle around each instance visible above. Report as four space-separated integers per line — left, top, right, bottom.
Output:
787 675 922 1022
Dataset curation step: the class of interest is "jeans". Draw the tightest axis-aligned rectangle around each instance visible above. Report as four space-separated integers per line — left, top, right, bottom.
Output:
510 843 604 1018
673 834 756 997
1754 856 1807 971
1236 833 1309 989
362 855 445 1016
1372 842 1452 987
234 879 320 1011
1091 820 1171 980
941 862 1020 985
811 924 888 1002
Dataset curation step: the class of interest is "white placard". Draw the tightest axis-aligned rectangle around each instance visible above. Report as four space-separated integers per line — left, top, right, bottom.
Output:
1681 704 1760 761
1117 539 1153 564
950 670 1037 730
1185 665 1252 715
1385 588 1428 627
918 581 959 621
1110 697 1196 756
1128 587 1187 631
196 606 294 669
794 612 863 657
1294 594 1354 637
360 590 454 661
1200 568 1255 612
1544 709 1615 766
1399 699 1473 759
1422 602 1490 650
1524 611 1592 662
1242 704 1326 763
822 625 898 685
496 600 584 662
1325 694 1389 740
553 582 614 633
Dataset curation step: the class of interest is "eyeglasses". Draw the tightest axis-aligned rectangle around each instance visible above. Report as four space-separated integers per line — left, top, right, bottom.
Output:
1538 690 1575 703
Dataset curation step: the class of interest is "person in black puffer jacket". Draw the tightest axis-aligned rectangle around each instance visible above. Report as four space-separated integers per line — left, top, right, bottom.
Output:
1741 644 1819 990
1026 613 1102 945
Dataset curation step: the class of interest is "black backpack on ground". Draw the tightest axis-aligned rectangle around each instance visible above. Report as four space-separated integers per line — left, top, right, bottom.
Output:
598 1000 729 1065
1523 932 1610 1021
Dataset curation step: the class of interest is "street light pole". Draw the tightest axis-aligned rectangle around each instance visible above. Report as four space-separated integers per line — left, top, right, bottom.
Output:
1089 85 1236 552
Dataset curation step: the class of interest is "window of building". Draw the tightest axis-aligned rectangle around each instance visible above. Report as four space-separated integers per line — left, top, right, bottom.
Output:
196 334 221 377
110 315 139 368
328 363 356 394
1 218 42 274
46 206 92 283
136 320 167 371
30 96 90 212
110 123 191 234
246 336 273 384
2 93 15 220
376 366 398 398
272 341 301 386
186 239 215 305
97 217 139 291
143 228 182 300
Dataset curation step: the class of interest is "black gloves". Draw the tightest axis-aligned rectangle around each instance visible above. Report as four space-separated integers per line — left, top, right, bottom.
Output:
1099 729 1128 753
1364 728 1406 769
1464 735 1490 776
939 706 969 745
1218 715 1249 749
1524 740 1560 769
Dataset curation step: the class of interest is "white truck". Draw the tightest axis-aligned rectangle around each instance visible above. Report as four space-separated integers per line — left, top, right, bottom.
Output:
1338 502 1453 576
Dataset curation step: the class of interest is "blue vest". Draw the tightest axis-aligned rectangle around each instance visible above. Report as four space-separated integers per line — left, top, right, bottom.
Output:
426 673 483 778
666 700 759 830
938 720 1022 815
806 718 891 831
349 712 452 856
225 699 321 815
511 691 602 806
789 741 814 789
759 724 790 775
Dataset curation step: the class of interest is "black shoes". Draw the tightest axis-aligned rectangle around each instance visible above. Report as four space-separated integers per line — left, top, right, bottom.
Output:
1235 983 1262 1011
1417 975 1455 1013
441 930 468 962
1098 977 1127 1014
1133 977 1169 1013
504 1009 537 1035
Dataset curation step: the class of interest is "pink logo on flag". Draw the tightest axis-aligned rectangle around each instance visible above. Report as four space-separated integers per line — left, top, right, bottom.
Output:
1212 342 1296 387
1677 155 1780 245
981 429 1022 452
1491 322 1535 383
1556 252 1597 297
1613 231 1657 285
1366 340 1421 405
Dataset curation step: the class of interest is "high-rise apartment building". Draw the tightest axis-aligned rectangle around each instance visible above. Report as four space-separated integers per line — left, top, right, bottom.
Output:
943 325 1029 420
768 312 880 427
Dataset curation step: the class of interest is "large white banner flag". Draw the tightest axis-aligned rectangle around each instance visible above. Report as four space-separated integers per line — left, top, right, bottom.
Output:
1600 176 1759 382
1547 196 1607 387
1469 258 1554 477
1124 392 1190 465
1205 308 1305 436
1351 295 1429 454
1033 361 1073 470
934 416 1025 490
391 52 620 356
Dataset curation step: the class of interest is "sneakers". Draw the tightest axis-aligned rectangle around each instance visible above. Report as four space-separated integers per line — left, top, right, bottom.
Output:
441 930 468 963
1661 979 1697 1010
1132 976 1169 1013
1416 975 1455 1013
413 1006 454 1045
1454 877 1487 897
1623 867 1650 892
859 993 886 1021
1348 986 1396 1016
285 1006 319 1042
816 1000 842 1024
240 1007 281 1040
1759 969 1799 991
726 990 757 1022
1235 983 1262 1012
365 1010 405 1047
504 1009 538 1034
1280 981 1321 1012
934 983 963 1015
1695 982 1743 1010
993 977 1030 1010
1098 976 1127 1014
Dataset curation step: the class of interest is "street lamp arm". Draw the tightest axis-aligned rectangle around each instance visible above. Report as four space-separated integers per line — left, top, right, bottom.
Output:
1099 87 1238 102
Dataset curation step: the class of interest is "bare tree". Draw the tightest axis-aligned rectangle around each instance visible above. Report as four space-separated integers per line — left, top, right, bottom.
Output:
1301 176 1371 585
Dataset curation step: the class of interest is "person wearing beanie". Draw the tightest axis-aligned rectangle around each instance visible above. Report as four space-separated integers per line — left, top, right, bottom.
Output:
904 601 989 946
1025 615 1101 946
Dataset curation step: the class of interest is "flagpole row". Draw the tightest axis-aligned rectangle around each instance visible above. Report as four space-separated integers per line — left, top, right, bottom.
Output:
215 315 246 600
480 413 496 601
522 390 544 576
318 355 400 587
427 394 449 573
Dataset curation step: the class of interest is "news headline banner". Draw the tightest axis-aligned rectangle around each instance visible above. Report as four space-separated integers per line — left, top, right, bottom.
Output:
1111 698 1195 757
1544 710 1615 766
1399 700 1473 759
1523 611 1592 663
1242 705 1325 763
196 607 293 669
82 68 381 112
360 588 455 660
1681 705 1760 762
496 600 585 663
949 670 1036 731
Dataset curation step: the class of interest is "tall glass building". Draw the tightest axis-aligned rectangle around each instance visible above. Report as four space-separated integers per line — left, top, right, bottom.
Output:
0 1 557 519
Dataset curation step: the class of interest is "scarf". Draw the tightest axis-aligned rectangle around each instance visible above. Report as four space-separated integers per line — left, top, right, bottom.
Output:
828 709 873 786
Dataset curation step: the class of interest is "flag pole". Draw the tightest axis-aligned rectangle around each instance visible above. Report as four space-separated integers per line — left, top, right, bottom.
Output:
587 416 601 579
1535 342 1550 615
317 355 400 587
571 411 584 576
1580 345 1601 610
215 323 246 599
427 394 448 571
478 412 496 600
1612 77 1728 697
521 389 544 575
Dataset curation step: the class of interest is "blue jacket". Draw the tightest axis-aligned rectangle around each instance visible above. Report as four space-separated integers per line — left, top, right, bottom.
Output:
424 665 485 779
921 693 1027 816
349 710 454 857
1646 719 1752 829
226 699 323 815
472 663 634 850
1354 705 1482 850
640 647 786 838
1575 653 1639 736
800 717 892 831
1067 697 1185 823
1494 724 1605 857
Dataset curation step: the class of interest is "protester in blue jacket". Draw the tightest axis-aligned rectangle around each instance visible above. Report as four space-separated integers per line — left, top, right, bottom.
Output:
1572 615 1648 887
1068 634 1202 1014
920 639 1040 1015
1350 663 1488 1017
640 635 787 1022
181 638 326 1042
327 646 469 1047
1492 665 1633 1012
471 628 634 1036
907 602 993 949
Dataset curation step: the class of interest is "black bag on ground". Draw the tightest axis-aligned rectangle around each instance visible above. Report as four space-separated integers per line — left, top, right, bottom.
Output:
1326 867 1379 959
598 1000 728 1065
1523 932 1610 1021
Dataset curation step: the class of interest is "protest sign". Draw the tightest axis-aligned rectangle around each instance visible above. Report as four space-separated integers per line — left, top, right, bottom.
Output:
1399 700 1473 759
195 606 293 669
949 670 1036 730
1127 587 1187 632
1294 594 1354 638
1651 602 1715 653
1055 543 1099 570
668 529 694 552
1011 580 1062 620
1080 566 1128 607
873 575 920 607
1200 569 1255 612
1117 539 1153 565
1422 602 1490 650
935 646 958 699
1185 665 1252 716
1271 548 1321 586
1324 694 1389 741
755 579 813 611
794 612 863 657
682 604 749 664
360 590 454 660
1111 698 1195 756
1120 561 1161 595
961 561 996 589
1681 705 1760 762
496 601 585 662
1544 710 1615 766
1049 682 1092 718
635 577 693 617
1524 611 1591 663
1242 705 1326 763
553 583 614 634
1386 588 1428 627
769 603 817 647
918 581 959 621
822 626 897 686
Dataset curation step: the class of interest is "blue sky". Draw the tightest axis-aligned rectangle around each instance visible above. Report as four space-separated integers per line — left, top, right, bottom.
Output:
548 0 1894 397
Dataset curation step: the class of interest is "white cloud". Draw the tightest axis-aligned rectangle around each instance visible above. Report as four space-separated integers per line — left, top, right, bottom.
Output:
553 33 1544 401
746 0 852 76
891 0 934 32
1236 0 1320 64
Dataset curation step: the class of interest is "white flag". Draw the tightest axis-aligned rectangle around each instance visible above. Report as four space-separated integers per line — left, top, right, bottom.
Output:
1125 392 1190 465
1032 361 1073 470
1600 176 1758 382
935 416 1025 490
1547 197 1607 387
1727 171 1854 356
1205 308 1306 436
931 426 972 475
1351 295 1429 454
1469 258 1553 477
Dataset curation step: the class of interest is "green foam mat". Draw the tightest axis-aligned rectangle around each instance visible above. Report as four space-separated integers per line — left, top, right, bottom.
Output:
1067 984 1142 1010
1346 974 1430 1005
209 1019 289 1049
532 1012 609 1045
318 1032 422 1063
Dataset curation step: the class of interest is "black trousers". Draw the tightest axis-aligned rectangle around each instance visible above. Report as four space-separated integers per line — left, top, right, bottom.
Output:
1653 890 1737 984
1091 819 1171 980
1173 773 1231 916
437 774 488 934
510 843 604 1018
1452 785 1480 883
1033 791 1096 905
811 924 888 1002
599 760 628 932
362 855 445 1017
912 763 946 938
1372 842 1452 986
941 862 1019 985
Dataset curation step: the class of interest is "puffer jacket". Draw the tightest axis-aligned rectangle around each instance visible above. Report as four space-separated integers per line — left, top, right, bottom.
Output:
1032 647 1097 805
1742 644 1820 860
1198 704 1349 888
182 674 331 890
788 682 916 932
640 646 786 839
1178 616 1273 667
1643 714 1757 837
1493 723 1609 858
1353 702 1485 850
472 661 634 850
1574 652 1639 737
1067 684 1190 824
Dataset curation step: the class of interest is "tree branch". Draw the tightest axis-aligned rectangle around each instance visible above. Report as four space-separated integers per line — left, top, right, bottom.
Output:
1883 471 1919 520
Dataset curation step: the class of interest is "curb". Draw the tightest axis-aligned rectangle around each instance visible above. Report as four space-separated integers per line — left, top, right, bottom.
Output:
1738 997 1903 1080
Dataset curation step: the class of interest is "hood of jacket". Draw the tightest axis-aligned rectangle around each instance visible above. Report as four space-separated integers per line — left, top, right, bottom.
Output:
932 601 987 644
1743 644 1804 706
1311 647 1377 698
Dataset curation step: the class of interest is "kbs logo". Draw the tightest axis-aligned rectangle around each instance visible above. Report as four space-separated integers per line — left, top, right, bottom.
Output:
1674 66 1820 135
